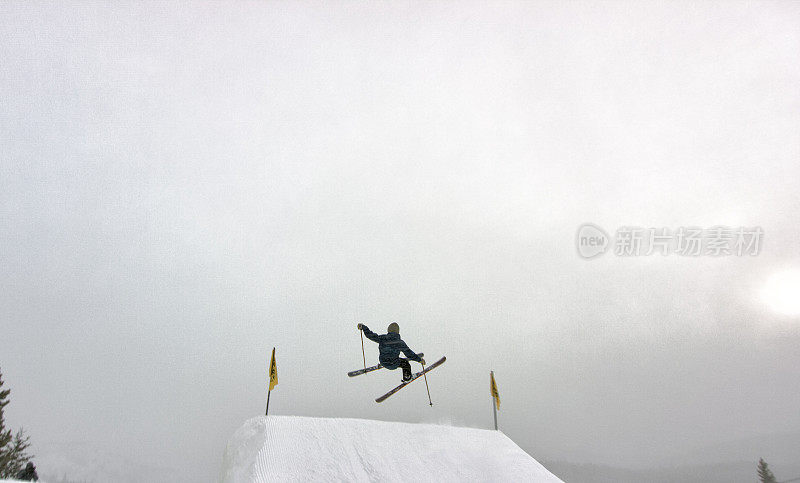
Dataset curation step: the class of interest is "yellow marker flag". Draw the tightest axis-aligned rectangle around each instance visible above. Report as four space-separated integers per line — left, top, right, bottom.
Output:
490 371 500 410
269 347 278 391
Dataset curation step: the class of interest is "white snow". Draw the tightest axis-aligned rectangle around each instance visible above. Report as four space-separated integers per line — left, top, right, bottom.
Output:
220 415 563 482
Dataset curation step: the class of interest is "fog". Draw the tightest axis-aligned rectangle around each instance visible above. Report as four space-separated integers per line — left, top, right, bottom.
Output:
1 2 799 481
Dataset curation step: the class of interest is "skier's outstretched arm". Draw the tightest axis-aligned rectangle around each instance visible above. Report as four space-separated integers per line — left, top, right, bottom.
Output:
399 341 423 363
359 324 380 343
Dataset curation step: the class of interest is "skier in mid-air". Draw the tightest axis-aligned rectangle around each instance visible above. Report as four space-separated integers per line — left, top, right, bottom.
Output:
358 323 425 382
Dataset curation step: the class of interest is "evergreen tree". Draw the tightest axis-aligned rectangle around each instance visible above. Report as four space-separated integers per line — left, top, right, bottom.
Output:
758 458 777 483
0 368 33 478
16 461 39 481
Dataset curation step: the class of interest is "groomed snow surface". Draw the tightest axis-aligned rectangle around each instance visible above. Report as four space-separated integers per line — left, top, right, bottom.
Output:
220 416 563 482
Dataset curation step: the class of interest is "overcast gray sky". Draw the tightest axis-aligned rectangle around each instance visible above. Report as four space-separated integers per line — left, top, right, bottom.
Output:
2 1 799 481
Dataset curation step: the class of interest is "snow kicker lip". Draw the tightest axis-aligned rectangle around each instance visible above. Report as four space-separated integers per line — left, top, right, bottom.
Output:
220 415 564 482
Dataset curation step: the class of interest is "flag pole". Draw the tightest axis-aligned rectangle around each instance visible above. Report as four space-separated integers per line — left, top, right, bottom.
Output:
492 394 498 430
491 370 498 430
265 388 271 416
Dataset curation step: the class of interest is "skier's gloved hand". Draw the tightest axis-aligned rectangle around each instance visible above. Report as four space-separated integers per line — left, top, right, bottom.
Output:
358 323 367 331
419 358 426 365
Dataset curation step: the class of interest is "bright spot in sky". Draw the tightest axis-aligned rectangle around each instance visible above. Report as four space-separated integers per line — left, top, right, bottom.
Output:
762 269 800 316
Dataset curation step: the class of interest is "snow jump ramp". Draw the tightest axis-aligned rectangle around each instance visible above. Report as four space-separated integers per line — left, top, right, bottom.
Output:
220 415 563 482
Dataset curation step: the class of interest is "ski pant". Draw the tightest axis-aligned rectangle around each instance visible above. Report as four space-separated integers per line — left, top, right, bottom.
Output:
382 358 412 379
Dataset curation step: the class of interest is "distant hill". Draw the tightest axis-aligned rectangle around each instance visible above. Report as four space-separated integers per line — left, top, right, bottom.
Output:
665 430 800 470
543 460 762 483
542 430 800 483
30 441 180 483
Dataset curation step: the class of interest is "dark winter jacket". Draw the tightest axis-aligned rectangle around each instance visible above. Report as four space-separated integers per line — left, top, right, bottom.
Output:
361 326 422 368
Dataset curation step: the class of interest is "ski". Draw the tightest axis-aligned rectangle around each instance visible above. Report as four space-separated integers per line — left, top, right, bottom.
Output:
348 353 423 377
348 363 382 377
375 356 446 403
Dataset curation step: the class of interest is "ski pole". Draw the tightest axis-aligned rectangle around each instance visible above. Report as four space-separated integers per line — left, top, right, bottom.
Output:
422 360 433 406
359 325 366 371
